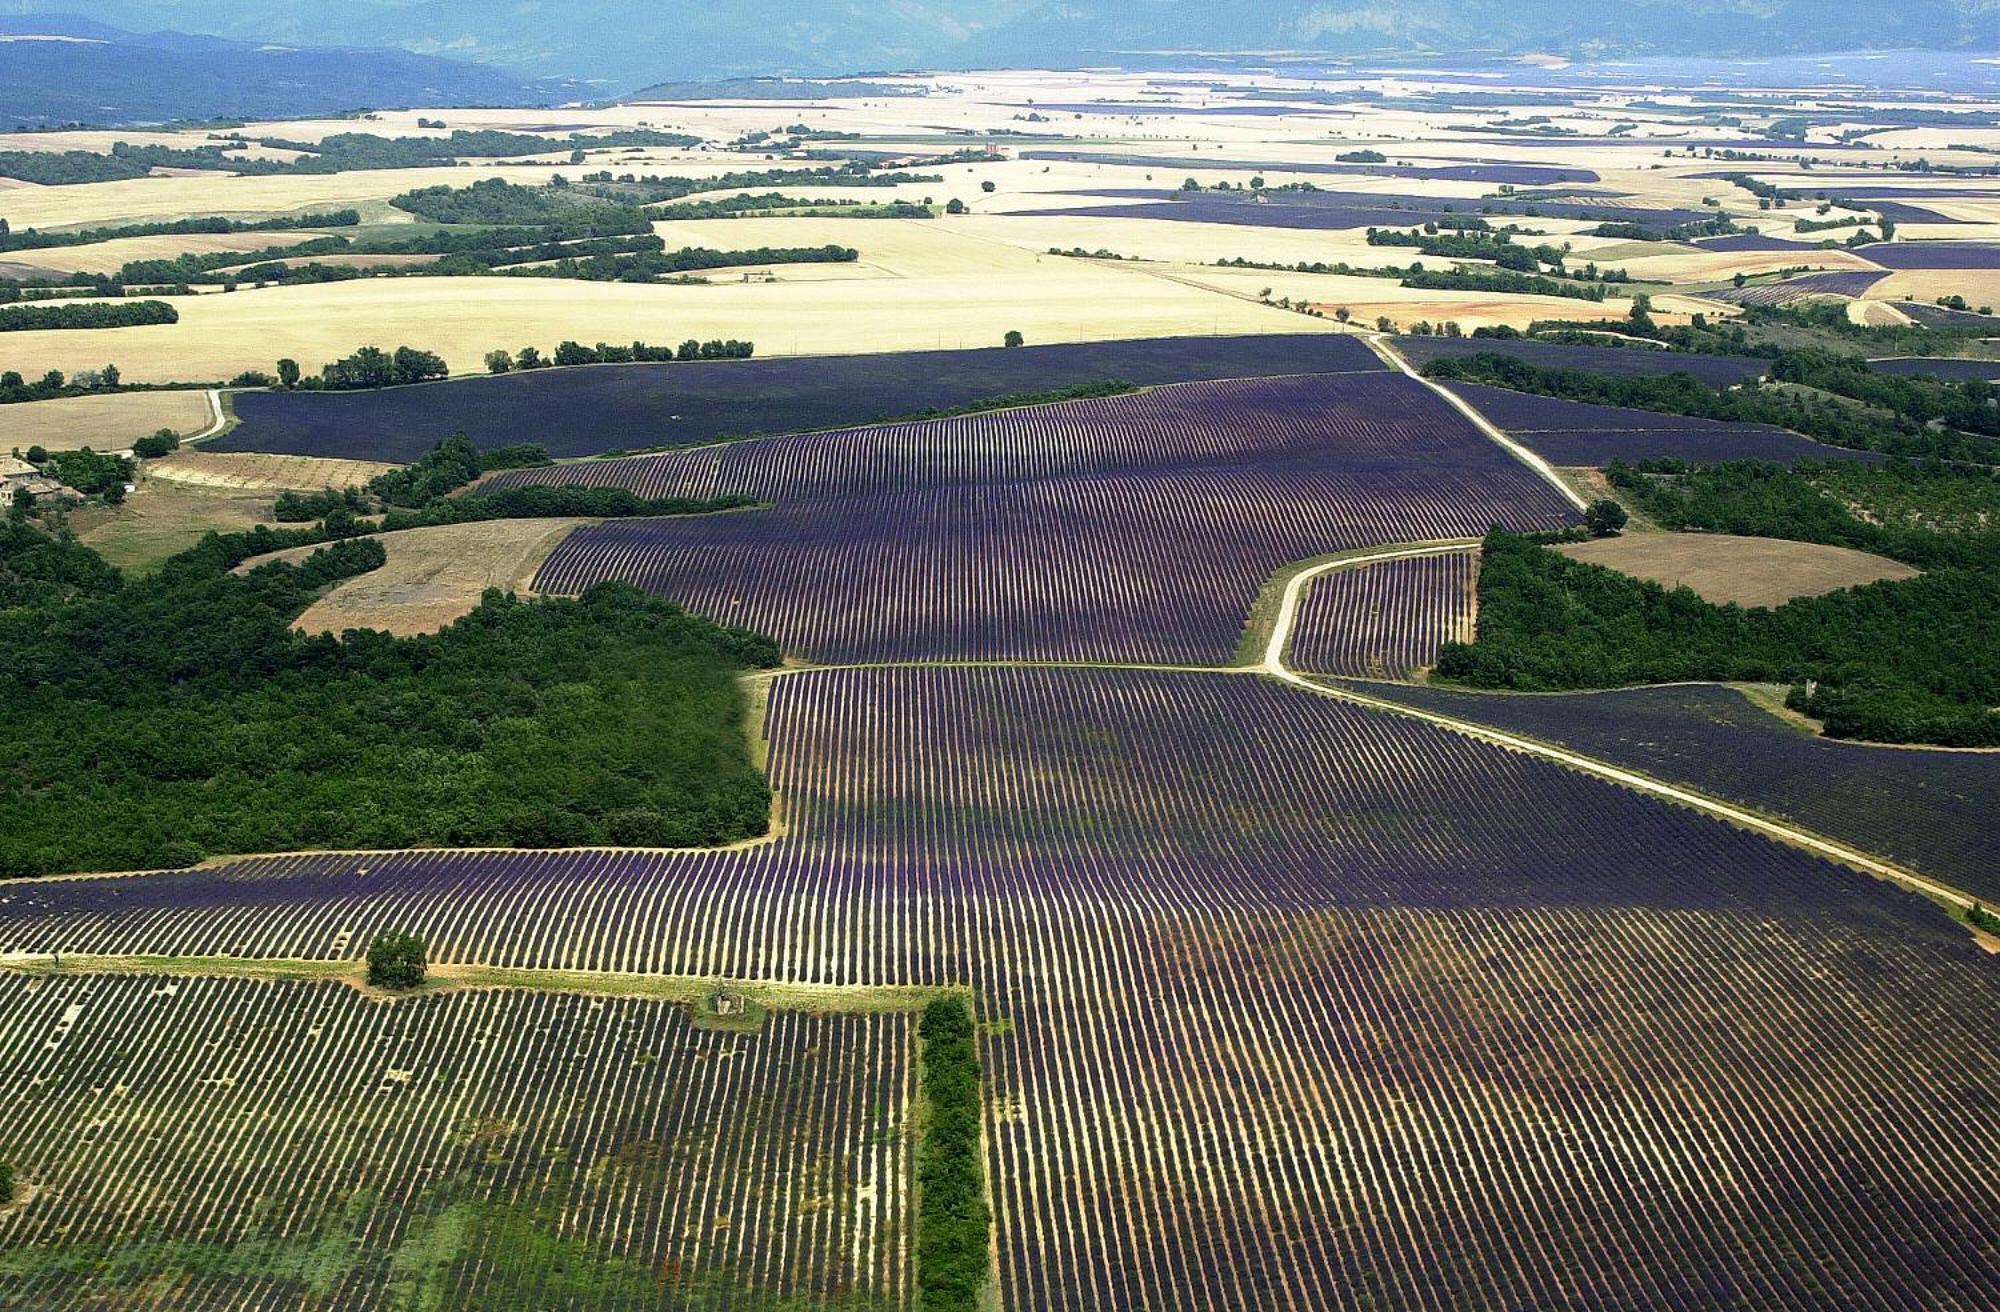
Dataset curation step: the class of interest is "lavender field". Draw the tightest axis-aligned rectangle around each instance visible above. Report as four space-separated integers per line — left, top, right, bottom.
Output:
1443 381 1885 466
1020 150 1599 186
1287 551 1478 678
1868 355 2000 381
1393 335 1770 385
1853 241 2000 270
4 666 1997 1311
0 974 912 1310
504 372 1576 663
1350 681 2000 903
1707 269 1892 305
216 333 1379 462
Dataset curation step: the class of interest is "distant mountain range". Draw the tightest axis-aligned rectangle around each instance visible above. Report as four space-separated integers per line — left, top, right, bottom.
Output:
0 14 563 125
0 2 1994 108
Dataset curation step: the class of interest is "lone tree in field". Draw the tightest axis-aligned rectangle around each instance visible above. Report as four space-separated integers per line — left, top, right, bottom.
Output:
1586 499 1629 538
276 358 301 389
367 931 427 990
1003 330 1024 348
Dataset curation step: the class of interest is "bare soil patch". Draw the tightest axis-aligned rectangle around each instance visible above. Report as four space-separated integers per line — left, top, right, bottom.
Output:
1556 532 1918 608
267 517 592 635
151 449 397 492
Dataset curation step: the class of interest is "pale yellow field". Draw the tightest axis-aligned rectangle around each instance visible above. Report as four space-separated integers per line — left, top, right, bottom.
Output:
149 450 398 491
18 229 344 278
1558 533 1919 608
269 518 591 636
0 237 1324 381
1873 267 2000 308
1168 264 1648 331
0 390 214 453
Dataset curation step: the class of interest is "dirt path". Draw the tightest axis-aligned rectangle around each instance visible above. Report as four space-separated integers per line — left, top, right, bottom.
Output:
1366 333 1590 513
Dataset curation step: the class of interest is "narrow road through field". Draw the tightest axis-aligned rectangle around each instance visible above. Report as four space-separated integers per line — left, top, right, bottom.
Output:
190 388 228 443
1366 334 1589 512
1258 544 1982 911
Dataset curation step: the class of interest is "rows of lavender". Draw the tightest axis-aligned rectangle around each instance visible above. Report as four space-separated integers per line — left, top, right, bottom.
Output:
1853 240 2000 270
1392 335 1770 386
1019 150 1597 186
1443 381 1884 466
504 374 1575 664
5 666 1997 1309
219 333 1381 462
0 973 911 1310
1286 552 1478 678
1342 680 2000 903
1705 270 1892 305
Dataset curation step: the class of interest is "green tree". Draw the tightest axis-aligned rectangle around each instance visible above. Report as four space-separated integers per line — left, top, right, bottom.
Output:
24 445 47 465
367 931 427 990
484 349 514 374
276 357 301 388
1585 498 1629 537
1003 330 1024 348
132 429 180 459
980 180 996 193
945 198 967 215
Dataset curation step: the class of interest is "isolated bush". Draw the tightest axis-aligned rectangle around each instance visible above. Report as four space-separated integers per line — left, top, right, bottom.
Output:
367 931 427 990
1585 499 1628 537
1003 330 1024 348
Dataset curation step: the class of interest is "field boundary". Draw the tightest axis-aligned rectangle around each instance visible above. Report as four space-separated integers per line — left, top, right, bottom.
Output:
1236 538 1481 666
0 951 968 1017
1368 333 1591 512
1258 556 1981 909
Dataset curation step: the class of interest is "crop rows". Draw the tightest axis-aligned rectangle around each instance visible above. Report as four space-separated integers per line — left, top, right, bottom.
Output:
1393 335 1770 385
1707 270 1891 305
0 972 911 1310
507 373 1575 664
1059 187 1713 228
1286 552 1477 678
1342 680 2000 903
1445 381 1886 466
1868 355 2000 382
1840 241 2000 270
4 666 1998 1309
218 333 1383 462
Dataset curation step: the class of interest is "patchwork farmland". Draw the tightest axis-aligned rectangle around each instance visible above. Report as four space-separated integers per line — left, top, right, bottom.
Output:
507 372 1576 663
4 667 1998 1309
3 44 1999 1312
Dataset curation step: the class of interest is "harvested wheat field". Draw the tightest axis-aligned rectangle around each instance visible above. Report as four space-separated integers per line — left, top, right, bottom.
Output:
0 257 1316 381
271 518 592 635
0 389 215 453
148 450 398 491
1557 532 1919 608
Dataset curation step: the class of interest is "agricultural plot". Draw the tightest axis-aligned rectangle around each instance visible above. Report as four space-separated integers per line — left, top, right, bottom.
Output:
0 389 214 454
217 333 1381 462
1287 551 1478 678
1693 233 1827 252
506 372 1577 664
1554 532 1919 607
1867 355 2000 381
0 973 912 1310
148 450 398 492
1352 680 2000 902
1020 150 1600 186
4 666 1998 1310
1032 189 1715 230
1391 335 1770 386
1853 241 2000 270
1706 269 1892 305
271 518 592 635
1444 381 1885 466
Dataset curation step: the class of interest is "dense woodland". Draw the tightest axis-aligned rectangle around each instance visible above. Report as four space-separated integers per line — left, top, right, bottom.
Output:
0 522 777 875
0 299 176 332
1440 460 2000 744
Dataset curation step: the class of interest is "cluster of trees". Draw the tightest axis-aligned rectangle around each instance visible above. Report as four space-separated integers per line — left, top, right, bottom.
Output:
37 448 131 500
0 210 358 256
498 242 857 284
649 192 933 220
363 433 549 507
1399 267 1608 302
366 931 427 990
572 164 939 207
1587 217 1738 241
1437 526 2000 746
1420 350 2000 462
1767 349 1998 438
273 486 372 523
917 997 990 1311
0 517 780 875
0 300 177 332
131 428 180 459
390 178 653 230
485 339 754 373
314 345 448 392
0 519 123 609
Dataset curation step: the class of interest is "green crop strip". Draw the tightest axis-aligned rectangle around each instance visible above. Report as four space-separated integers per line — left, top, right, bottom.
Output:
916 996 992 1311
